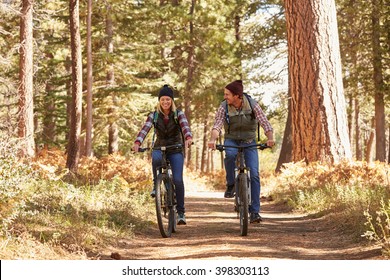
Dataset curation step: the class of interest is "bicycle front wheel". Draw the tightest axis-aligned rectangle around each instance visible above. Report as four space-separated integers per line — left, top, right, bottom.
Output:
237 173 249 236
155 174 173 238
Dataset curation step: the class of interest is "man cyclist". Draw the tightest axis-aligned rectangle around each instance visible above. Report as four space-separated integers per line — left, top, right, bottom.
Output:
208 80 275 223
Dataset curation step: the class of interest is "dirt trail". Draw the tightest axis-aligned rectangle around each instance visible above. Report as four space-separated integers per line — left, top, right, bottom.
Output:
103 175 382 260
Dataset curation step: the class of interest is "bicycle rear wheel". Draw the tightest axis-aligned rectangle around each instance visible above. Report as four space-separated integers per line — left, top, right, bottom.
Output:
155 174 174 238
237 173 249 236
171 187 177 233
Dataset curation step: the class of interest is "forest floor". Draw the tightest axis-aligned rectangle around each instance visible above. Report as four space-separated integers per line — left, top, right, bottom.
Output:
100 175 383 260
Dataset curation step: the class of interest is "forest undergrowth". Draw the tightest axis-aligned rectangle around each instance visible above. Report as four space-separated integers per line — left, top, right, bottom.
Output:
0 140 389 259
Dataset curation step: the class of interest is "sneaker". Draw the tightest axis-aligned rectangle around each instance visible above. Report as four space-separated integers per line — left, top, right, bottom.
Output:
150 188 156 198
250 213 262 223
224 184 235 198
177 212 186 225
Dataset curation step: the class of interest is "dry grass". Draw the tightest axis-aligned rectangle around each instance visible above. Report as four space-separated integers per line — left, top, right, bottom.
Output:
1 141 389 259
1 147 155 260
267 160 390 257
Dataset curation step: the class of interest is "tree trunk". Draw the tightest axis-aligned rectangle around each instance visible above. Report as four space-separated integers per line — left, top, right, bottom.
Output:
347 95 353 144
275 95 292 172
365 117 375 162
284 0 352 163
201 118 208 173
18 0 35 158
234 13 243 77
388 124 390 163
371 0 386 162
65 55 72 143
354 98 362 160
106 3 118 154
184 0 196 167
66 0 83 172
85 0 93 157
195 145 199 170
42 82 56 147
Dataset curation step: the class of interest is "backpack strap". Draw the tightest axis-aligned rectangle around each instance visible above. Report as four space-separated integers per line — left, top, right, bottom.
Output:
243 93 260 141
151 111 158 146
152 109 183 146
225 101 230 135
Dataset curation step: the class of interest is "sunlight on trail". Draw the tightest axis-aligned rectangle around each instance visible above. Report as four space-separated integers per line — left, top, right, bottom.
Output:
183 170 223 198
183 171 213 191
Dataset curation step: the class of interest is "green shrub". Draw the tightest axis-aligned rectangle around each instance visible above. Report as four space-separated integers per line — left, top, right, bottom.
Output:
363 199 390 258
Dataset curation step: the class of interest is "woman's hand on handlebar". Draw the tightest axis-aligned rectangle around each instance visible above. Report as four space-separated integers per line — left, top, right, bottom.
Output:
132 143 140 152
185 138 193 149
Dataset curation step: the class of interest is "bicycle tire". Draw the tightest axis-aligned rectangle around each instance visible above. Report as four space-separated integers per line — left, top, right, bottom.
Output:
237 173 249 236
168 180 177 233
155 174 172 238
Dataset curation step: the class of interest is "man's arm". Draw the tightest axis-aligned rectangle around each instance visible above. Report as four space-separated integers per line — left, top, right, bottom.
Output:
208 105 225 149
265 130 275 147
208 128 221 149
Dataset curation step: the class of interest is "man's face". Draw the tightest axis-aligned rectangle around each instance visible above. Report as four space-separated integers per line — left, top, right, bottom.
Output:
224 89 240 106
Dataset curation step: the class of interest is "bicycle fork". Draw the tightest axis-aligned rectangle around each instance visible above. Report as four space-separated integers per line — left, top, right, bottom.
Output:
234 169 252 217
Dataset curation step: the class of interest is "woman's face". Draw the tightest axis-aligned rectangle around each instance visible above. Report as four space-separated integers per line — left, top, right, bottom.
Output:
159 96 172 111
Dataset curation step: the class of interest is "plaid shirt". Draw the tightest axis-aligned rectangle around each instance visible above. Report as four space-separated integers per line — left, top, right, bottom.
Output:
211 102 273 135
134 110 192 144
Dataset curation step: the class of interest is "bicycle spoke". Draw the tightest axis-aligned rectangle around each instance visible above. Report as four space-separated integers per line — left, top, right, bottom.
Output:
238 174 249 236
155 175 172 238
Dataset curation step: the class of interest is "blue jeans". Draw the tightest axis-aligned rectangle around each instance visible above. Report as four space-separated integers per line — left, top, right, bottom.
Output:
224 139 261 214
152 151 185 213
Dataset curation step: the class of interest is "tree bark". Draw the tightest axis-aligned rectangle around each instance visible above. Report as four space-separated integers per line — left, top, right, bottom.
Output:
354 98 362 160
106 3 118 154
284 0 352 163
18 0 35 158
184 0 196 167
275 95 292 172
365 117 375 162
388 124 390 163
201 119 208 173
85 0 93 157
66 0 83 172
42 81 56 147
371 0 386 162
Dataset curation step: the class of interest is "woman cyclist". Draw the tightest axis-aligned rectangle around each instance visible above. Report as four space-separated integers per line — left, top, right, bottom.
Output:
132 85 193 225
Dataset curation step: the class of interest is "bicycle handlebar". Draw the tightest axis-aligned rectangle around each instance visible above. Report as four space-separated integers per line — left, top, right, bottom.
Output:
137 143 184 153
153 143 184 151
216 143 270 152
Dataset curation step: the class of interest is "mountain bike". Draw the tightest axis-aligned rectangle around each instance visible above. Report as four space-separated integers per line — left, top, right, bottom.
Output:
216 143 270 236
139 144 183 238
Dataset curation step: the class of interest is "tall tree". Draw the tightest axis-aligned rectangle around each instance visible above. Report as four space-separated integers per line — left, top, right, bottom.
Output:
66 0 83 171
106 3 118 154
284 0 352 163
85 0 93 156
371 0 386 162
275 92 292 172
183 0 196 166
18 0 35 158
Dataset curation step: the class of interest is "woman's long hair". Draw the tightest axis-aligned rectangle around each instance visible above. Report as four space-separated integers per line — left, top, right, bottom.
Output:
156 99 177 115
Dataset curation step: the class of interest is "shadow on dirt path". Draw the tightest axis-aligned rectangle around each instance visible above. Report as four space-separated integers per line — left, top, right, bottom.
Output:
102 187 382 260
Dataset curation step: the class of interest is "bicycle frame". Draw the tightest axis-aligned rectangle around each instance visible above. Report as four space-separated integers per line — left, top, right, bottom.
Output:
139 144 183 238
216 143 269 236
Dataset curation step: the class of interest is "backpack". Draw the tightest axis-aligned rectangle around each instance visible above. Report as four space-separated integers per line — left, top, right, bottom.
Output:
225 93 260 141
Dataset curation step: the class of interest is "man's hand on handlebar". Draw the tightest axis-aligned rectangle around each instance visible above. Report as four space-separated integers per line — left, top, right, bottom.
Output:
266 139 275 148
208 140 216 150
